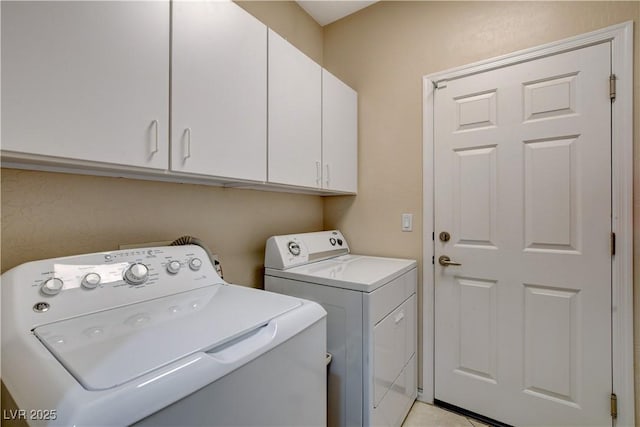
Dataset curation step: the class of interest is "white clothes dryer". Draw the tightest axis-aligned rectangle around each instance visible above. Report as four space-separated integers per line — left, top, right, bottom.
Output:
2 244 326 426
264 230 417 427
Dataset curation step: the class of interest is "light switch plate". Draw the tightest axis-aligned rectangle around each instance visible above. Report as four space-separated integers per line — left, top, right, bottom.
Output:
402 213 413 232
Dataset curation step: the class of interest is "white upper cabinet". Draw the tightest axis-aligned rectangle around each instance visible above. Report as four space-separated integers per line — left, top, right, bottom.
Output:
322 70 358 193
1 2 357 194
268 29 322 189
1 1 169 169
172 2 267 182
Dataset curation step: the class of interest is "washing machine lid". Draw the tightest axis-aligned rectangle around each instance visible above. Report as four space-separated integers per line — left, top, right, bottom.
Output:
33 284 301 391
266 254 417 292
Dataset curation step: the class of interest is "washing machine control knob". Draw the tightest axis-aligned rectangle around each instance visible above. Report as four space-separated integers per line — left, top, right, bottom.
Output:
167 260 181 274
124 263 149 285
189 258 202 271
41 278 64 296
81 273 101 289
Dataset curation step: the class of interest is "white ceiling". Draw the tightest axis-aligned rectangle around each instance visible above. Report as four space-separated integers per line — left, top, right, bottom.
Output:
296 1 378 26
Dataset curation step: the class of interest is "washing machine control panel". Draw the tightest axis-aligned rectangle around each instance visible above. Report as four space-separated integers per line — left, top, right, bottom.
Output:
3 245 223 325
265 230 350 270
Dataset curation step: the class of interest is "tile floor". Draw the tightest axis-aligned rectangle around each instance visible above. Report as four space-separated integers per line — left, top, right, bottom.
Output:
402 401 490 427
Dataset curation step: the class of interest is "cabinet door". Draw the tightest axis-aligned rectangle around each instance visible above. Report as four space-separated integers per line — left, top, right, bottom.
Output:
322 70 358 193
172 2 267 181
1 1 169 169
268 30 321 188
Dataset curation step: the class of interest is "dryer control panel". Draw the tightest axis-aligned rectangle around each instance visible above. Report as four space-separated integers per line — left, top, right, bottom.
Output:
2 245 223 329
265 230 350 270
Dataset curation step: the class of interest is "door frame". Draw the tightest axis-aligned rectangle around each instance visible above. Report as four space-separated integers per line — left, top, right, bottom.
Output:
421 21 634 425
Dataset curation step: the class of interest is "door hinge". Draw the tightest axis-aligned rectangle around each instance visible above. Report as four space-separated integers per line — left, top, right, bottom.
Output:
609 74 617 101
611 393 618 419
432 255 435 265
432 232 435 241
611 232 616 256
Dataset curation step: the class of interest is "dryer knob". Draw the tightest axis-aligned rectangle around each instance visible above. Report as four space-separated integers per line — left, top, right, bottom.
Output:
287 241 301 256
124 263 149 285
41 278 64 296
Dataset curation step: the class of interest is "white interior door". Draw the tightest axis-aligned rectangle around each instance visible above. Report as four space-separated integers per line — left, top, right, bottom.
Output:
434 42 612 426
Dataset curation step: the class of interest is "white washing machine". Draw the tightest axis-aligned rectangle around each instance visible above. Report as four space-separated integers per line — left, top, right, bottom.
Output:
2 244 326 426
264 230 417 427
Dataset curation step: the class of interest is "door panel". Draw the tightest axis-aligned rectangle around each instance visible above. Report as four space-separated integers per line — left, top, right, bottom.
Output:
434 42 611 426
524 136 580 252
453 146 498 247
456 277 498 383
523 284 580 406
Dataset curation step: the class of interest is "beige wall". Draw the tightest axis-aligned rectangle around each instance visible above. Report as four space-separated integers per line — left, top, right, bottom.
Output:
236 0 323 64
0 170 323 286
322 0 639 421
0 1 324 288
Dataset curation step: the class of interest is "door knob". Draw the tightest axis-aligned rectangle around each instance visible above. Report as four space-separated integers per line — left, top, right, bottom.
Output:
439 255 461 266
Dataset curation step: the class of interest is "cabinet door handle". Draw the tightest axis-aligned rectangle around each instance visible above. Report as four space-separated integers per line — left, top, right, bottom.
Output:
325 164 331 187
316 161 321 187
394 311 405 324
151 120 159 155
184 128 192 161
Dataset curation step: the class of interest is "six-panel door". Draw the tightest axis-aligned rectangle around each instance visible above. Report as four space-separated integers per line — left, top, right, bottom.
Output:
434 42 612 426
